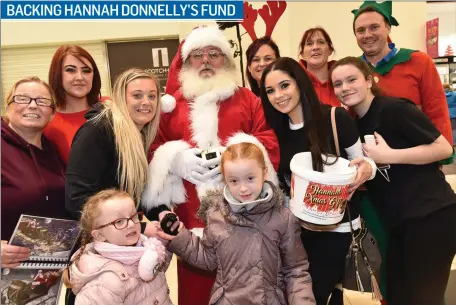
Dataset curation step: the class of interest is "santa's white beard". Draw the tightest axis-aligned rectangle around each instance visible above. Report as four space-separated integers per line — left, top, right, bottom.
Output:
179 65 237 99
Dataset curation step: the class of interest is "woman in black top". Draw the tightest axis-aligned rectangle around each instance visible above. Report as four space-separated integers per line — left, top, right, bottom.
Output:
66 68 169 221
331 56 456 305
260 57 376 305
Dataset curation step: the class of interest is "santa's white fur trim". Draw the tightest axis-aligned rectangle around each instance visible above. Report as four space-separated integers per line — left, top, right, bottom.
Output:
225 132 279 186
142 140 190 209
161 94 176 113
181 26 232 62
188 83 237 149
190 96 220 149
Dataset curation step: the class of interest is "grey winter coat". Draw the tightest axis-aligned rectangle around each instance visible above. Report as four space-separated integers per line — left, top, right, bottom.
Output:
168 181 316 305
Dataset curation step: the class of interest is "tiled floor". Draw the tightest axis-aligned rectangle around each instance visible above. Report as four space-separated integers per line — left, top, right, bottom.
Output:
58 172 456 305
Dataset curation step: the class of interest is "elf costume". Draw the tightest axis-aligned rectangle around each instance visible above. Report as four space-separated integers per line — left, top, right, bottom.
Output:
353 1 453 151
352 2 454 301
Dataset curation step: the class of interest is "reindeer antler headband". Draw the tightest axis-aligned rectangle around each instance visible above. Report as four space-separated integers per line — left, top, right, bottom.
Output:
241 1 287 40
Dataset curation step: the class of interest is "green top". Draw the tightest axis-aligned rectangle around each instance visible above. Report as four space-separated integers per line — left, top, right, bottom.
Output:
360 48 416 75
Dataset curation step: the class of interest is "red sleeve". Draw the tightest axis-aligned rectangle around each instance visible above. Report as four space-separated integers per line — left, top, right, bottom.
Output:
148 113 171 162
419 53 452 145
248 90 280 170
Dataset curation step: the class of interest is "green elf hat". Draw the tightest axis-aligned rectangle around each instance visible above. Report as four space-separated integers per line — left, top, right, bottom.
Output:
352 1 399 27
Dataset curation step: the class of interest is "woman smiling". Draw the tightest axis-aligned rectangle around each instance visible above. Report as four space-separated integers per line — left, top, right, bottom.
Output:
2 77 70 267
298 27 340 107
65 68 166 220
43 45 102 164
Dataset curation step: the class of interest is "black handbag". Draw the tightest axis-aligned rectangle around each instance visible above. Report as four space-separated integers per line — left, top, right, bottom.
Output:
343 207 383 301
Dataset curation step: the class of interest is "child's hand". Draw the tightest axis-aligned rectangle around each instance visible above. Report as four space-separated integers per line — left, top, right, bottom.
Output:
143 221 161 238
157 211 184 241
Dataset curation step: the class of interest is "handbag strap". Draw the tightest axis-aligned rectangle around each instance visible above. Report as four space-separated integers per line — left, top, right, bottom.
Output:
330 107 340 156
346 202 355 237
331 107 357 240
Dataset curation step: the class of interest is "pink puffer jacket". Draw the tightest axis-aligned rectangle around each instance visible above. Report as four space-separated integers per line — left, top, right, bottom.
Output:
70 236 173 305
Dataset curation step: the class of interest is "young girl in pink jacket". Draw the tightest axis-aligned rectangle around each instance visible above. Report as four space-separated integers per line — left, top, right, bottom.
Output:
65 189 173 305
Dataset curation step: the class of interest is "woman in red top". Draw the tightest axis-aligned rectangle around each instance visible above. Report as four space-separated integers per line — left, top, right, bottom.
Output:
298 27 341 107
43 45 102 164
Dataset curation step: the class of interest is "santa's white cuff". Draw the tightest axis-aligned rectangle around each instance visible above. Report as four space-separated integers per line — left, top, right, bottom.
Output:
142 140 190 210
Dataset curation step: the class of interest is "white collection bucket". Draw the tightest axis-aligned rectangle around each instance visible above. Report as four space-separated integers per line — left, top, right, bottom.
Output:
289 152 356 226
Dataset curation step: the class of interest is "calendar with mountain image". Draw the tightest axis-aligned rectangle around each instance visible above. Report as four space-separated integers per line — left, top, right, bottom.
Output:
1 215 80 305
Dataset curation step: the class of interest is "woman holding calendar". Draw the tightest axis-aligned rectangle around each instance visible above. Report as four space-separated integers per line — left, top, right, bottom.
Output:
1 77 69 268
330 56 456 305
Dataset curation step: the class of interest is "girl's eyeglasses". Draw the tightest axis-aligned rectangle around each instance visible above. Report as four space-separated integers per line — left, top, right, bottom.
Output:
97 212 142 230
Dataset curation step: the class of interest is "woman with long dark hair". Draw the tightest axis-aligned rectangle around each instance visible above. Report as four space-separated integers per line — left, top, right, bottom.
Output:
331 56 456 305
246 36 280 96
260 57 376 305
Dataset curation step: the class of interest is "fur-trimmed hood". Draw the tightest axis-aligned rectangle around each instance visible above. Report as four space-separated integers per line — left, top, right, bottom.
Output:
197 181 284 224
166 181 315 305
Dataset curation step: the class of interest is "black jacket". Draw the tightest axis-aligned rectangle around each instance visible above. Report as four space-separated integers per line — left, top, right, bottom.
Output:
65 103 168 220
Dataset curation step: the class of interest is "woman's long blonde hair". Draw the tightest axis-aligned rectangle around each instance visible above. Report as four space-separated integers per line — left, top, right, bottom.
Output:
94 68 161 206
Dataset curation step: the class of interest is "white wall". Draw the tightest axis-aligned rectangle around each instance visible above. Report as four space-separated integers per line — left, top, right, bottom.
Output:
427 2 456 56
1 2 427 85
283 2 426 59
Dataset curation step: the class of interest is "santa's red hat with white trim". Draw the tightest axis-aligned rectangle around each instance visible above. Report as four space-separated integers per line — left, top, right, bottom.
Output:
161 25 234 113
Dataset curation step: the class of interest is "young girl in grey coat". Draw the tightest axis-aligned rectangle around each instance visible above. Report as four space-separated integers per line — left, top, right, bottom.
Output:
159 142 316 305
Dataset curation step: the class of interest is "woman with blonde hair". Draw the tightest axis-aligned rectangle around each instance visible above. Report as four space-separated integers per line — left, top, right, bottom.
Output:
65 68 167 221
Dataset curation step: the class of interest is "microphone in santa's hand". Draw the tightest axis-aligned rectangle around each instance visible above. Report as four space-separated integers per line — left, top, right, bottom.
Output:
196 147 221 170
160 213 180 236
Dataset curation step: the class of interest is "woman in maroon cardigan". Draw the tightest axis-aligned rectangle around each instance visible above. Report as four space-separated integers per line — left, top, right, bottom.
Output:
1 77 70 268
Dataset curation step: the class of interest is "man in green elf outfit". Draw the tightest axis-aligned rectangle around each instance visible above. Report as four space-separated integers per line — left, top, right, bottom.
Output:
351 2 453 304
352 1 452 151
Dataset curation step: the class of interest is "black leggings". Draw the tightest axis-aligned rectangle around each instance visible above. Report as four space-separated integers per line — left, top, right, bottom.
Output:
387 204 456 305
300 229 352 305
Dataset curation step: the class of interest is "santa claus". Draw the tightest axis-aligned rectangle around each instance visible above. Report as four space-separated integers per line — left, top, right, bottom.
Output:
142 25 280 305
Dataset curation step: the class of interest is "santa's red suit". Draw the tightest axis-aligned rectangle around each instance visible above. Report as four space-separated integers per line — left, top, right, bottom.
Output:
142 26 280 305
